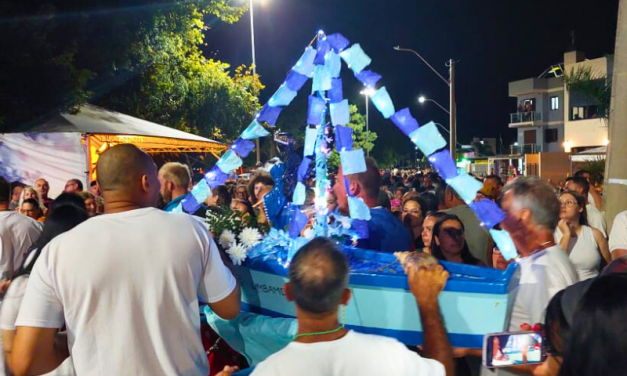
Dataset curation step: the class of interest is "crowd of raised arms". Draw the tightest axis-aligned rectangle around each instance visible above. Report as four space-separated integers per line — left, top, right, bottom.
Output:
1 144 626 376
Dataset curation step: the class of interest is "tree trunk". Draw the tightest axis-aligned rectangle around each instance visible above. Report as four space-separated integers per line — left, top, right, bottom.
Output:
604 0 627 230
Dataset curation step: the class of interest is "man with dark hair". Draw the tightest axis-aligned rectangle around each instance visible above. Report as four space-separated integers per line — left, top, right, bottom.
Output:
574 169 603 210
252 237 453 376
248 174 275 205
334 157 412 252
12 144 240 376
64 179 83 194
443 186 490 264
484 174 504 199
8 183 24 210
89 180 101 197
565 177 606 237
0 177 42 294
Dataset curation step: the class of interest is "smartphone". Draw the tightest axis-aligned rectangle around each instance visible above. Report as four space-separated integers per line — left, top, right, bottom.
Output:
483 331 546 368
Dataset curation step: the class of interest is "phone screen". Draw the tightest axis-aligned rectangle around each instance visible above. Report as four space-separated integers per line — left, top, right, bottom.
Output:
483 332 546 368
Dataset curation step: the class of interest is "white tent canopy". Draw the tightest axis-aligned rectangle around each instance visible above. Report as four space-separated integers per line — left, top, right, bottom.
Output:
570 146 607 162
0 105 226 197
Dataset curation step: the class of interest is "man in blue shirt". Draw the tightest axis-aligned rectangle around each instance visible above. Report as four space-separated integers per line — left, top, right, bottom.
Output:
158 162 194 213
333 158 412 253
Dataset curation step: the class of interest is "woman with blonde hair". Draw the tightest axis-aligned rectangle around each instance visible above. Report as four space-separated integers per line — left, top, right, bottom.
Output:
18 186 46 215
78 191 98 217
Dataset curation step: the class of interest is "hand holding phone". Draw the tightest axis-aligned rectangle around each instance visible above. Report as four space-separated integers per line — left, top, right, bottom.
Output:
483 331 546 368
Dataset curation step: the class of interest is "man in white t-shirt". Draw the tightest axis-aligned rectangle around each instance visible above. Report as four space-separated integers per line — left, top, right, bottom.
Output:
251 237 453 376
11 144 241 376
0 177 43 289
609 210 627 259
483 176 579 375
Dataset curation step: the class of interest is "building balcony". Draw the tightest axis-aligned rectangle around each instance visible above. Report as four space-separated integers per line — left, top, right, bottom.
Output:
510 144 542 155
509 111 542 128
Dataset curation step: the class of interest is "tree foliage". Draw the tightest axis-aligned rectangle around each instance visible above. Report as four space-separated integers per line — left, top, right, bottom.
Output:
0 0 262 142
327 104 377 170
564 65 612 123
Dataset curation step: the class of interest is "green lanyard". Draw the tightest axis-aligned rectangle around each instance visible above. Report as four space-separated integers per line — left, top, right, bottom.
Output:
292 306 346 340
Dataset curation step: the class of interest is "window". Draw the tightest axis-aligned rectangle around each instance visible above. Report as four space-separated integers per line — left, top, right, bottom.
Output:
571 105 598 121
551 96 559 110
545 128 558 143
524 130 537 145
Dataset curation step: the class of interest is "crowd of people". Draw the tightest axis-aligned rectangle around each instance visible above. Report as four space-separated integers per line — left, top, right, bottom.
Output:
1 143 627 376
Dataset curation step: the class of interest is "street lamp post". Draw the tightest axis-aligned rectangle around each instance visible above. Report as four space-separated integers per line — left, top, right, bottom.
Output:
360 88 376 157
250 0 261 164
394 46 457 160
418 96 450 115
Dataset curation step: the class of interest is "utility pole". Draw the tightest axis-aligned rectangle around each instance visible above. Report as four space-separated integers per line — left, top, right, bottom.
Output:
449 59 457 161
250 0 261 164
604 0 627 230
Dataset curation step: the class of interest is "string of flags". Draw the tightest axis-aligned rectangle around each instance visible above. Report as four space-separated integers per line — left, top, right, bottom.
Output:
176 31 519 262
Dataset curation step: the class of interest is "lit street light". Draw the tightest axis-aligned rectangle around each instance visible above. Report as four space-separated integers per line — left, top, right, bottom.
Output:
360 88 376 157
418 96 450 115
394 46 457 160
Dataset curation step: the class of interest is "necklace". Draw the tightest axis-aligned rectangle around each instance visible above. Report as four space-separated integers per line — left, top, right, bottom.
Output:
293 325 344 340
524 240 555 259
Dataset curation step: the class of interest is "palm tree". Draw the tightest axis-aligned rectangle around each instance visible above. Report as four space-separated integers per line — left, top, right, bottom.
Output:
564 65 612 124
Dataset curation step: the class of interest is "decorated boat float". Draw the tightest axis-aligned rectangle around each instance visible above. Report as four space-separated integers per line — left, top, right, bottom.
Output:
182 30 524 357
232 240 519 349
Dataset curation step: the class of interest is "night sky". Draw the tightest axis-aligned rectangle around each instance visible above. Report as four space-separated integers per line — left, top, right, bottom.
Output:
207 0 619 159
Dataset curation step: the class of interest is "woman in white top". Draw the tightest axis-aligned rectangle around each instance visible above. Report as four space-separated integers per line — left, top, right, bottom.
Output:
555 191 610 280
1 193 88 376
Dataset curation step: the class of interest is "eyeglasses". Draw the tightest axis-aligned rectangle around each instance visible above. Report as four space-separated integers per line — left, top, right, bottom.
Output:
560 200 578 207
442 228 464 239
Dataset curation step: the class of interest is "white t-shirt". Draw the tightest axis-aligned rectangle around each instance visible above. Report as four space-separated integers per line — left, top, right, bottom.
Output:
508 246 579 331
586 204 607 238
609 210 627 254
0 275 75 376
251 330 444 376
16 208 237 376
0 212 42 280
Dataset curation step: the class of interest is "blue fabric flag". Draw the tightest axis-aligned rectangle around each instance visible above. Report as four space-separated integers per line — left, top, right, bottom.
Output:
340 44 372 74
289 209 309 238
182 194 200 214
268 84 298 107
340 149 367 175
409 121 447 156
371 86 395 119
292 182 307 205
205 166 229 189
448 173 483 204
307 95 327 126
285 70 309 92
312 65 332 93
390 108 420 137
231 138 256 158
314 39 331 65
348 196 372 221
293 47 316 78
256 104 282 126
330 99 350 126
328 78 344 104
303 126 318 156
352 219 369 239
325 52 342 78
428 149 459 181
216 149 243 174
297 157 311 182
470 199 507 229
355 70 382 88
263 187 287 227
334 125 353 152
241 120 270 140
191 177 211 204
326 33 350 52
490 229 518 261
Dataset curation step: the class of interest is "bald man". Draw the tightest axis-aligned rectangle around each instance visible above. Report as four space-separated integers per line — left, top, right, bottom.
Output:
12 144 240 376
33 178 53 209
